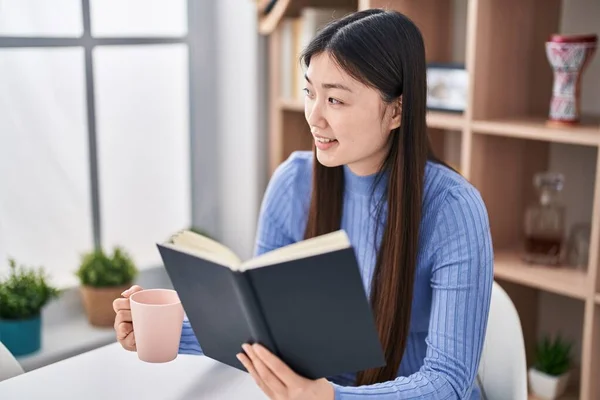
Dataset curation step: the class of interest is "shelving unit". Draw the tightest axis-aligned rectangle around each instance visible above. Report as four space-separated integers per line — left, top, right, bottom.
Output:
494 250 589 301
472 116 600 147
258 0 600 398
279 98 304 112
530 389 580 400
426 111 466 130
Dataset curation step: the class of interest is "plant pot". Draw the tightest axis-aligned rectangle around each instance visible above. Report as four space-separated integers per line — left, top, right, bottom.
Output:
80 284 131 327
0 314 42 356
528 367 570 399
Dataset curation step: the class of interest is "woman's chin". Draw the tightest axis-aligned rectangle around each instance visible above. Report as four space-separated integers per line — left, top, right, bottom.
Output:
315 151 342 168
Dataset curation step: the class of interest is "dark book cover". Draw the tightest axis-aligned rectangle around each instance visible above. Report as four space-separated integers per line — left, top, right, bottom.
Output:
157 243 386 379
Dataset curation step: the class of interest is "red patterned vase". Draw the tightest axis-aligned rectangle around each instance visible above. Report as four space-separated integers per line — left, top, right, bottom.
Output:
545 34 597 125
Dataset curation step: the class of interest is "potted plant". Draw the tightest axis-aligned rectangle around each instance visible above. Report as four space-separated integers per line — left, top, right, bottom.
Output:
528 334 573 399
0 258 61 356
76 246 138 327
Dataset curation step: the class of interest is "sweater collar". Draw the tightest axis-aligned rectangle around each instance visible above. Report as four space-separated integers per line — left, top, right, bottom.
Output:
343 164 388 198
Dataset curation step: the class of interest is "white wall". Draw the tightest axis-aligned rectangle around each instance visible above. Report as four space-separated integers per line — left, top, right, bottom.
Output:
215 0 266 260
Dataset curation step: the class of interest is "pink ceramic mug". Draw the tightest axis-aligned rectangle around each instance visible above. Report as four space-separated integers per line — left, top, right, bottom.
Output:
129 289 184 363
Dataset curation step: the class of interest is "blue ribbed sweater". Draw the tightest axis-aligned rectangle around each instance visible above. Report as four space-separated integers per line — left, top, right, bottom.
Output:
178 151 494 399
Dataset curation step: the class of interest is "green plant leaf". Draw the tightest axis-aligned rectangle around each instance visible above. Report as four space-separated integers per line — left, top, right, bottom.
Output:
75 247 138 288
0 258 61 320
533 334 573 376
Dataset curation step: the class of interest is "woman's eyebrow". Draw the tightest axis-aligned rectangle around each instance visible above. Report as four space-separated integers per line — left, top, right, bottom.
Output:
305 74 353 92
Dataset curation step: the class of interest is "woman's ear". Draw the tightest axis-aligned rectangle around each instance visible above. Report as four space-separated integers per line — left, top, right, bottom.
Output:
387 96 402 130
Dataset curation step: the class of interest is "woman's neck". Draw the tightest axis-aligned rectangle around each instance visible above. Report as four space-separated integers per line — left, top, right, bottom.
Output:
343 164 388 198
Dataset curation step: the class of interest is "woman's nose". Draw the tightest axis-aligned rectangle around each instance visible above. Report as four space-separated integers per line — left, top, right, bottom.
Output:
305 99 325 128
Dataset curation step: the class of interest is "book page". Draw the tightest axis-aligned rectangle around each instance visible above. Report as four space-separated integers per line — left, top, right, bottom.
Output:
168 230 242 268
239 230 350 271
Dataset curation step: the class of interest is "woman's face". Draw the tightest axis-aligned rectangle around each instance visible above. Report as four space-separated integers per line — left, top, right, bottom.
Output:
304 52 401 176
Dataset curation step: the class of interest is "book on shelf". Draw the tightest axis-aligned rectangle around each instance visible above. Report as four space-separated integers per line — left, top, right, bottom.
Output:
156 229 386 379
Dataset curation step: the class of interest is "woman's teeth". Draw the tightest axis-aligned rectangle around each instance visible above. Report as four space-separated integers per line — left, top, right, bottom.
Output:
316 137 336 143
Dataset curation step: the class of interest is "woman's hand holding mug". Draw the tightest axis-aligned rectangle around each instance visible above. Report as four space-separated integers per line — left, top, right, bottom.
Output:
113 285 144 352
113 285 185 363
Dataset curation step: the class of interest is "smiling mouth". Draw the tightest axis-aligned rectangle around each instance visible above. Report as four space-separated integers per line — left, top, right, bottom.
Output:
314 137 337 143
313 135 339 151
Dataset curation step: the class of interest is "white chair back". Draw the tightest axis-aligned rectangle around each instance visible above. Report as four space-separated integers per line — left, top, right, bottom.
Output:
476 281 528 400
0 341 24 382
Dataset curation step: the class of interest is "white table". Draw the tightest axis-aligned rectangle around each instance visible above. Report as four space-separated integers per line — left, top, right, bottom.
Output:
0 342 268 399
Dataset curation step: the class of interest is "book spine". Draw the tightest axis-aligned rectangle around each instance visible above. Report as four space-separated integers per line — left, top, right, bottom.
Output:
231 271 278 353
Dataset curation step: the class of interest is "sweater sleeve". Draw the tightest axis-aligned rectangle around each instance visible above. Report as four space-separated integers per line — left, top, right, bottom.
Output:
253 157 297 256
178 318 203 355
332 186 494 399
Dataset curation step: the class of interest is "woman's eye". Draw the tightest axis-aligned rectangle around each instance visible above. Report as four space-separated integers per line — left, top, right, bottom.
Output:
328 97 342 105
303 87 312 96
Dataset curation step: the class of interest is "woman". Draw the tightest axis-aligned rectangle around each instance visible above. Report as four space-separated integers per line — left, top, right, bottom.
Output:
114 8 493 400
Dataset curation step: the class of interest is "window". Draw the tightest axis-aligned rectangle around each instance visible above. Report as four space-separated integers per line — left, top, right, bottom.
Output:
0 1 194 284
0 0 83 37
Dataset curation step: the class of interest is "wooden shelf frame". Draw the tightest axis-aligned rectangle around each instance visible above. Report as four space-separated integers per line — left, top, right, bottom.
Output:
280 99 467 130
493 250 589 300
426 111 466 130
529 388 580 400
258 0 358 35
279 98 304 112
472 116 600 147
258 0 292 35
260 1 600 398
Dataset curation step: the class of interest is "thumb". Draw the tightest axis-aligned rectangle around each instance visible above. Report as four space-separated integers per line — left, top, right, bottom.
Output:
121 285 143 298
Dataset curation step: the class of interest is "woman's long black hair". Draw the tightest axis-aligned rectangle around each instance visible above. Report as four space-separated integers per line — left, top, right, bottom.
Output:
301 9 444 385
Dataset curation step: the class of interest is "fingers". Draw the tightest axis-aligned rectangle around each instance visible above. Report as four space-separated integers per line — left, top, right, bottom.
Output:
115 318 136 351
121 285 143 298
112 285 142 353
121 330 137 352
112 284 143 312
123 285 143 296
115 320 132 339
253 344 302 387
242 344 287 396
112 297 130 313
237 352 275 399
114 310 132 327
114 308 135 351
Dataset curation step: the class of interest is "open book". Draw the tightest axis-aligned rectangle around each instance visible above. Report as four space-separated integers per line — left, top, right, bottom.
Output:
156 229 386 380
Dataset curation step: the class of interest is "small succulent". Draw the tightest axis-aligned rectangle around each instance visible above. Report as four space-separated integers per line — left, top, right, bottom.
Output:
534 334 572 376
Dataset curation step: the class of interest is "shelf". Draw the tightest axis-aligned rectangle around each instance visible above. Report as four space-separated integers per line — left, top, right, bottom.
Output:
257 0 357 35
279 98 304 112
256 0 274 14
472 116 600 147
529 388 579 400
279 102 468 131
426 111 465 130
258 0 291 35
493 250 589 300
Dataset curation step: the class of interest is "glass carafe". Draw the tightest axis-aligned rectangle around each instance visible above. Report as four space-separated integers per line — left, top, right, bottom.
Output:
523 172 566 265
